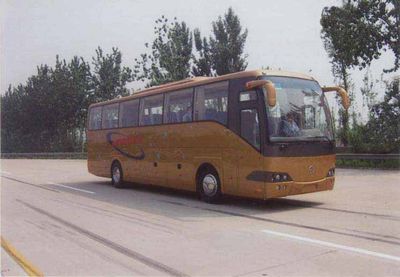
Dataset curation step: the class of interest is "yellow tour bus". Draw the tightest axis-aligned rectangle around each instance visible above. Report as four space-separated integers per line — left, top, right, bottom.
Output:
87 70 349 203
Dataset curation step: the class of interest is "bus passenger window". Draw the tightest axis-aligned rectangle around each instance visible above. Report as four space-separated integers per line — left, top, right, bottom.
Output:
139 94 164 126
120 99 139 127
194 81 229 125
240 109 260 150
102 103 119 129
89 106 102 130
240 90 257 101
165 88 193 123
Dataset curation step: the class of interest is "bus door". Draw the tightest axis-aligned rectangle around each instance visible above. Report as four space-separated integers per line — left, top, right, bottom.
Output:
227 79 267 198
143 125 169 187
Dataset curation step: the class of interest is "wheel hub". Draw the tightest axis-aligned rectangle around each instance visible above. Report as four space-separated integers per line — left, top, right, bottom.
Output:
112 167 121 183
202 174 218 196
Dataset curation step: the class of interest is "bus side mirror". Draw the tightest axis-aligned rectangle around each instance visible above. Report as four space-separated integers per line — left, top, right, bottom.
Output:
322 86 350 110
246 80 276 107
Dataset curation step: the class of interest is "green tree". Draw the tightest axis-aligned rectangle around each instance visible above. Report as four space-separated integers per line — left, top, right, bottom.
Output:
67 56 93 150
192 8 248 76
51 55 93 151
349 78 400 153
367 78 400 152
92 46 132 100
360 69 378 110
1 48 133 152
2 55 93 152
321 0 399 146
321 0 399 73
1 85 27 152
321 3 354 146
50 57 74 150
23 64 56 151
133 16 193 87
192 28 213 76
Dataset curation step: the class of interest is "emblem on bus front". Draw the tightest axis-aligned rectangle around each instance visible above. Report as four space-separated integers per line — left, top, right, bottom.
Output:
308 165 316 175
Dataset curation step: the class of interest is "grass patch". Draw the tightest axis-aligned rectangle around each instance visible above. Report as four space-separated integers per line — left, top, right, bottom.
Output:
1 153 87 159
336 159 400 169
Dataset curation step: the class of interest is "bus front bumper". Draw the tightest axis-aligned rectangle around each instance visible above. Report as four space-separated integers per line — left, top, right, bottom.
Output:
264 177 335 199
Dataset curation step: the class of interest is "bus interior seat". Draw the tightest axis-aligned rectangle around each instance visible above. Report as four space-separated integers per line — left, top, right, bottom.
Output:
103 119 110 128
143 115 151 125
152 114 162 125
168 112 178 123
216 111 226 123
177 110 185 122
205 108 217 120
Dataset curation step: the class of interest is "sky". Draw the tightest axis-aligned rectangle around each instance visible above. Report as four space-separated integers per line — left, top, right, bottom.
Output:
1 0 397 119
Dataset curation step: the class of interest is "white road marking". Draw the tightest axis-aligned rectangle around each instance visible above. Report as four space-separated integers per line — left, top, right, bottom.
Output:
262 230 400 262
47 182 95 194
1 171 11 175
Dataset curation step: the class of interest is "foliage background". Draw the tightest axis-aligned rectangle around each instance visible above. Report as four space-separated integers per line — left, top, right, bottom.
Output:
1 3 399 157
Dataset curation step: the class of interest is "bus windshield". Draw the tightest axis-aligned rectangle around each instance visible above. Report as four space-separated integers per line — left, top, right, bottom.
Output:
263 76 334 142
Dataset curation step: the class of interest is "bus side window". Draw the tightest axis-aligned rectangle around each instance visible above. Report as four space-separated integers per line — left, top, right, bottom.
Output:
102 103 119 129
164 88 193 123
139 94 164 126
120 99 139 127
89 106 102 130
194 81 229 125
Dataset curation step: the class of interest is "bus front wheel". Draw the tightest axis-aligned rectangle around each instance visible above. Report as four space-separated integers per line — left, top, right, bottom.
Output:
111 161 124 189
198 168 222 203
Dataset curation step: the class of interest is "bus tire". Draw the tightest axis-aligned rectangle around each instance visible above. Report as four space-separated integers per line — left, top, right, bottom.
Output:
198 167 222 204
111 161 124 189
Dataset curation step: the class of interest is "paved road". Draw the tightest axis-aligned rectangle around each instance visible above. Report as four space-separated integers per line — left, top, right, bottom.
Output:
1 159 399 276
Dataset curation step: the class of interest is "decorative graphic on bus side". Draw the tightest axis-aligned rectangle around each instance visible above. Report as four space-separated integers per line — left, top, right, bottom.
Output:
106 132 145 160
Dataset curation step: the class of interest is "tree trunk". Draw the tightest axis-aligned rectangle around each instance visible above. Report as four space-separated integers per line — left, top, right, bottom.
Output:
340 64 350 147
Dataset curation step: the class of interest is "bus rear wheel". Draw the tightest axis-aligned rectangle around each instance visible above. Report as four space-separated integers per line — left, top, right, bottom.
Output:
111 161 124 188
198 168 222 203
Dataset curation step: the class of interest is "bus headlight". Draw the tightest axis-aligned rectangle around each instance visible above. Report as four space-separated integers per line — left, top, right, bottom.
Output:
271 173 291 182
327 168 335 177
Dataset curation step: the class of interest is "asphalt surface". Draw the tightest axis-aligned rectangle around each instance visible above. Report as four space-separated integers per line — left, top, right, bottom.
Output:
1 159 399 276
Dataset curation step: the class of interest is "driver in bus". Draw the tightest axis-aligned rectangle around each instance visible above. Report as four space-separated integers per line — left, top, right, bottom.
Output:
281 112 300 137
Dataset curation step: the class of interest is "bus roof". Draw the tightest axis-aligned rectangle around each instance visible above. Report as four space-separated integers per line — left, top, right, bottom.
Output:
90 69 315 108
